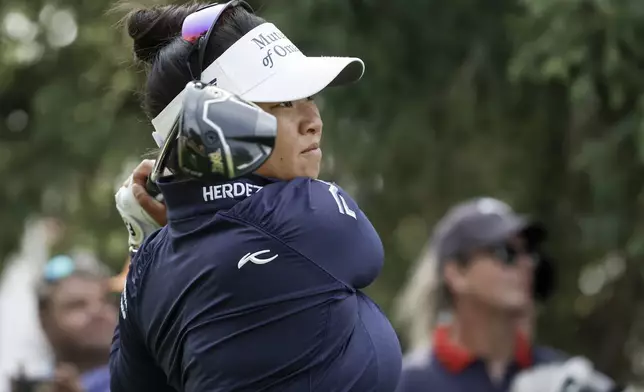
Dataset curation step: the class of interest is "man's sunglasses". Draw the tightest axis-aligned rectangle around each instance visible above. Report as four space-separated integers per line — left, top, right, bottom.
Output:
42 255 78 283
486 243 541 266
42 254 109 283
456 243 541 266
43 255 122 307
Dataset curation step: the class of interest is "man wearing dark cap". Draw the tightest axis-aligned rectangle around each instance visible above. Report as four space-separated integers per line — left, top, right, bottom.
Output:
395 197 562 391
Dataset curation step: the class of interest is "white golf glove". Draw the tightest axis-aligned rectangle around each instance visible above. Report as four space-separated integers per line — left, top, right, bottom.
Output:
510 356 621 392
115 174 163 253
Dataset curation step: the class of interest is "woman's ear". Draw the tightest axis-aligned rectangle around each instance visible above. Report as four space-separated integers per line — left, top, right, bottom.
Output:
443 259 467 296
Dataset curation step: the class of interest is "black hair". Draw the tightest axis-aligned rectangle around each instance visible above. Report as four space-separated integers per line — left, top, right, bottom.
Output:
125 2 266 119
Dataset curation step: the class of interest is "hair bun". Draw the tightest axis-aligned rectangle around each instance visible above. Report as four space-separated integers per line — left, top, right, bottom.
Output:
126 4 201 64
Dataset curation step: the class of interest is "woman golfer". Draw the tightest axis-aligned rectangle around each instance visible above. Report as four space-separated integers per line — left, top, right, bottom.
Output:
110 2 402 391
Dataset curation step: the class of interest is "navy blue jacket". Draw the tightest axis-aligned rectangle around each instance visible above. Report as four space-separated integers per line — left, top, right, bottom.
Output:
110 175 402 392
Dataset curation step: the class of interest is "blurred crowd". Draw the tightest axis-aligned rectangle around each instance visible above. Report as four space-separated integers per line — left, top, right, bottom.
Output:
0 196 636 392
0 220 126 392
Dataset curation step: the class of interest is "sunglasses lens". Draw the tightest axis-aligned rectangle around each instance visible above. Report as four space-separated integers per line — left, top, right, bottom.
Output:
182 3 228 42
500 246 514 265
508 246 520 264
495 245 542 266
43 255 75 282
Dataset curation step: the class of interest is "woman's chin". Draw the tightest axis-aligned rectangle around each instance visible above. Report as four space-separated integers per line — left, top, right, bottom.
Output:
303 165 321 179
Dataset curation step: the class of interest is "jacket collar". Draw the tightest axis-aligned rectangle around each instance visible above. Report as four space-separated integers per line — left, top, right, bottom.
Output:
158 174 279 220
432 323 532 373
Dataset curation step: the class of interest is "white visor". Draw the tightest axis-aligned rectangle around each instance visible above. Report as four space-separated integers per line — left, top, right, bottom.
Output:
151 22 365 146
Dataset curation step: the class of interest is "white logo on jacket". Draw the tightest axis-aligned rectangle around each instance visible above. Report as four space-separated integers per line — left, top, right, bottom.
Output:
238 250 278 269
202 182 263 202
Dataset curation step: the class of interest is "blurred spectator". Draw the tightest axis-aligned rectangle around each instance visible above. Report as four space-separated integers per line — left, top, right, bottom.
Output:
395 197 561 391
35 255 117 392
0 219 60 391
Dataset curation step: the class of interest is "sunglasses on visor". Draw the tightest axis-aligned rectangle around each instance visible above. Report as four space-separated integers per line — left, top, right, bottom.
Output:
182 1 254 81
